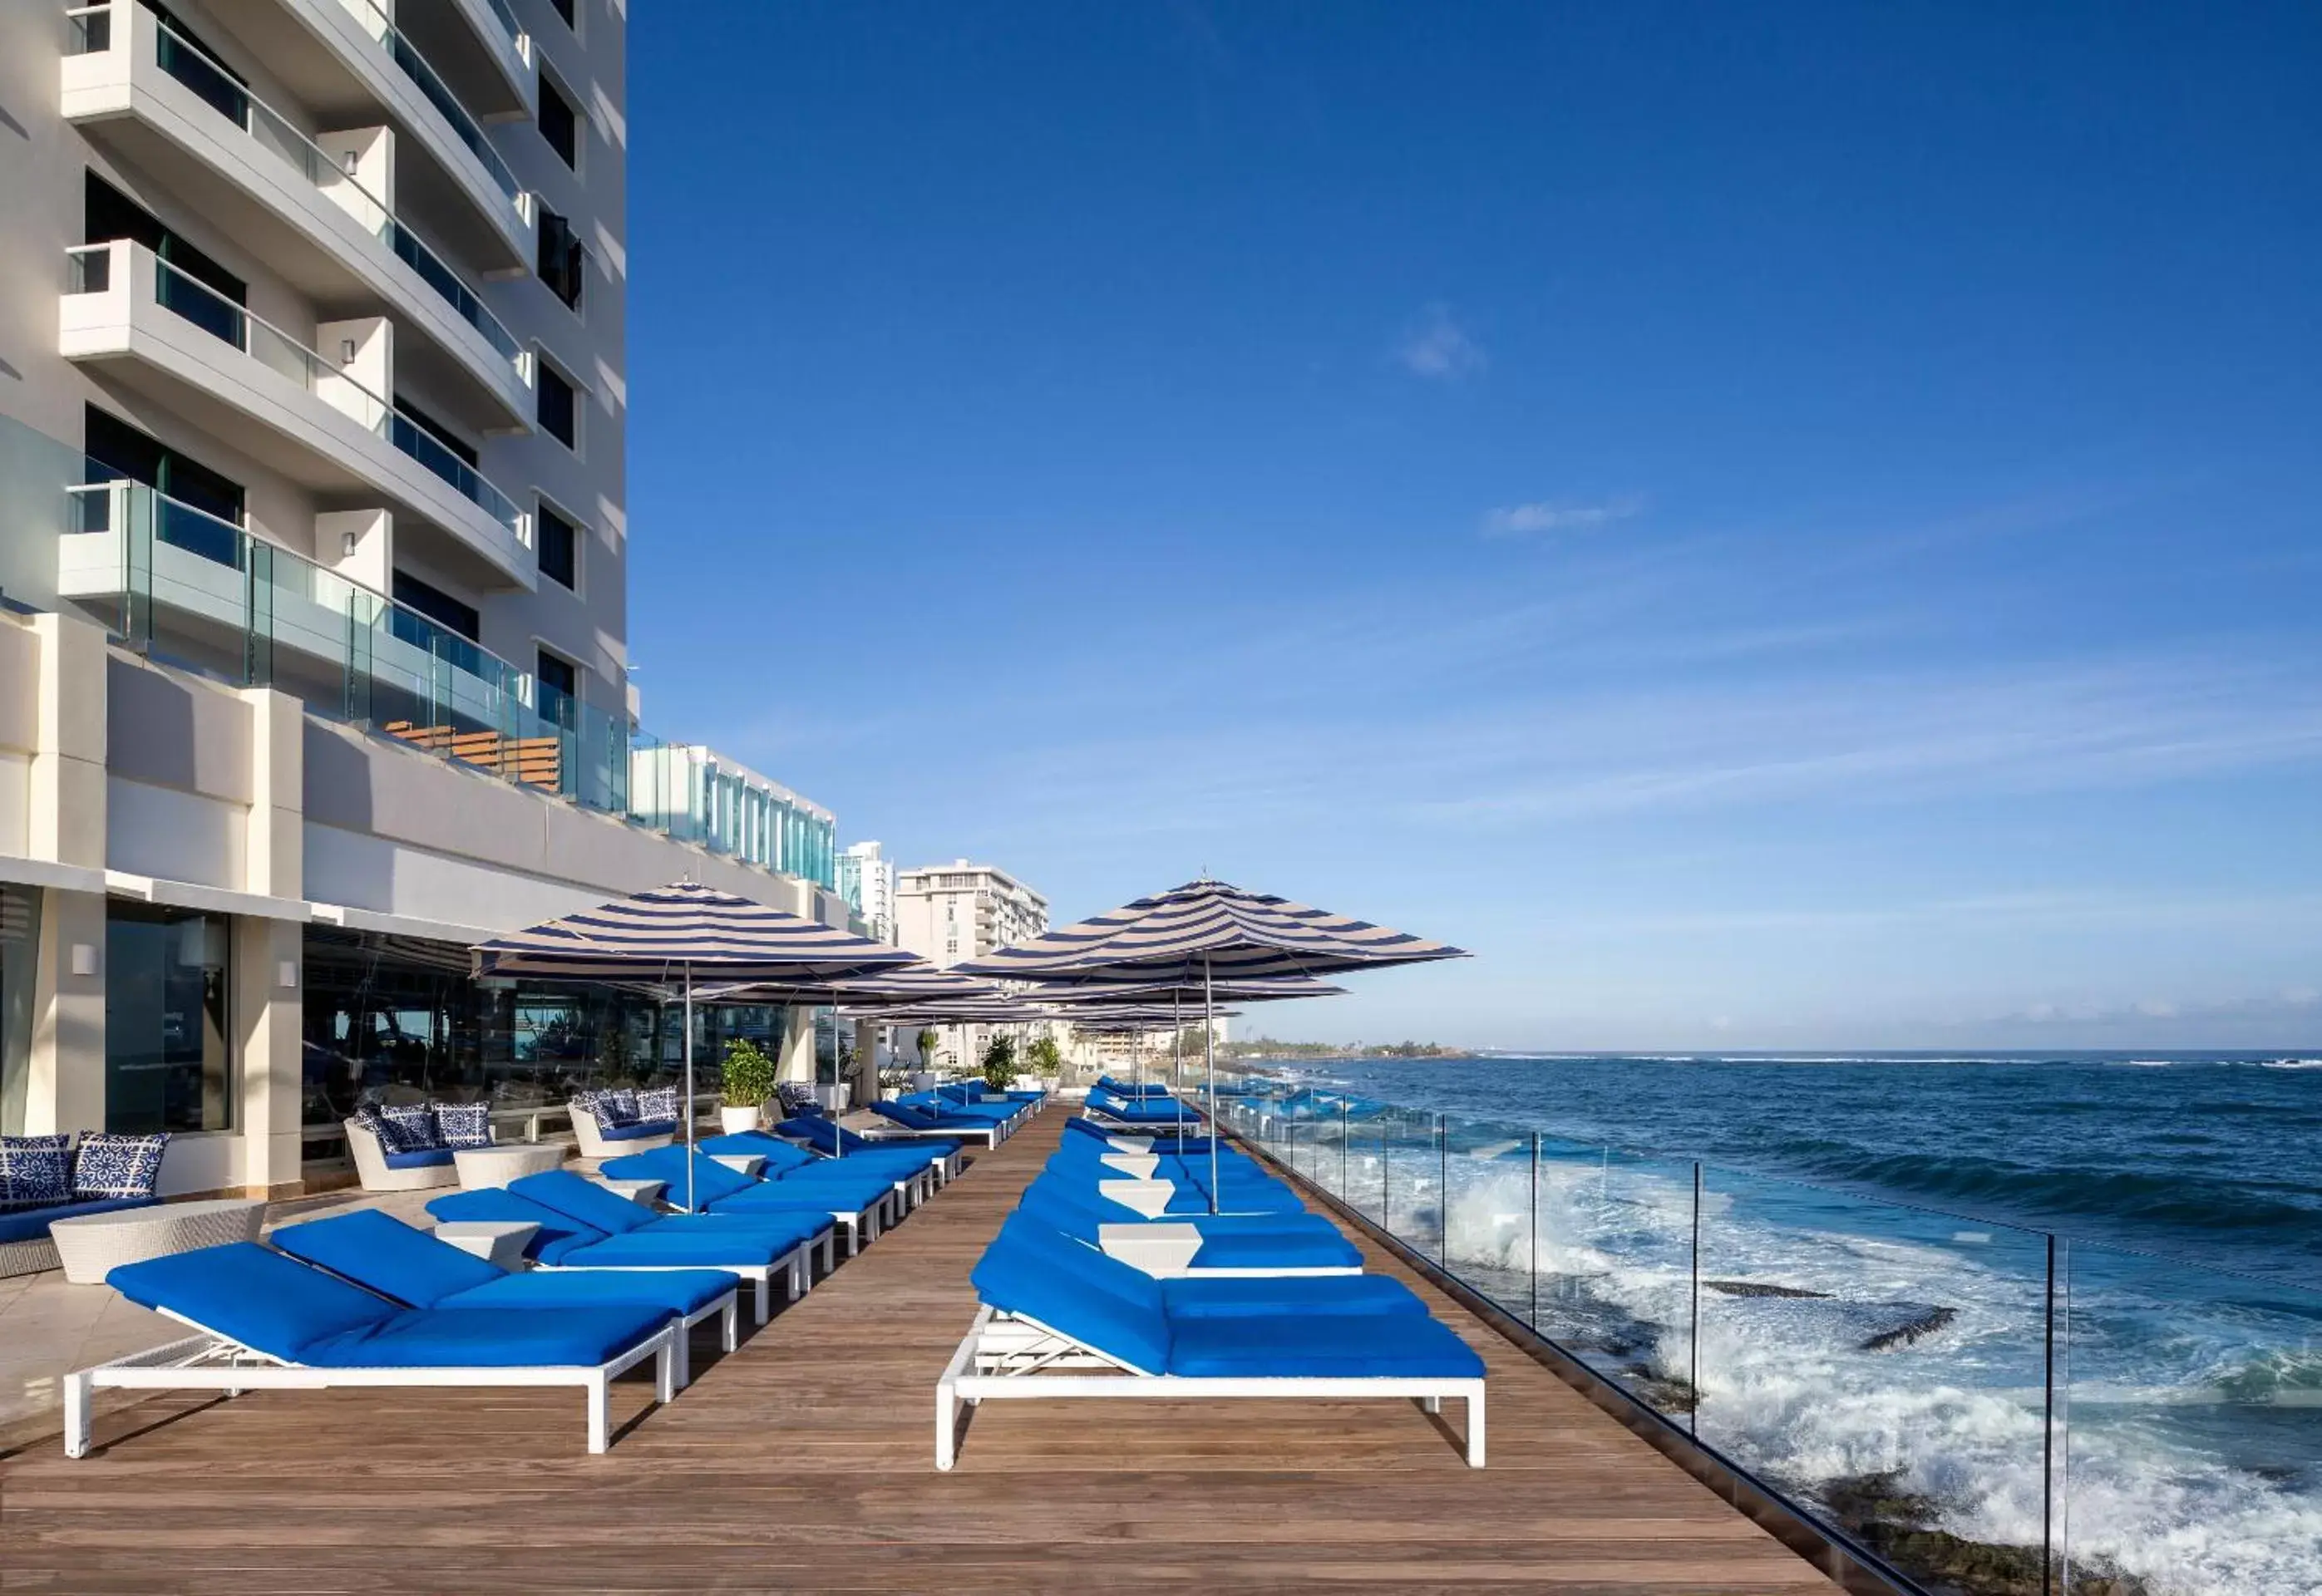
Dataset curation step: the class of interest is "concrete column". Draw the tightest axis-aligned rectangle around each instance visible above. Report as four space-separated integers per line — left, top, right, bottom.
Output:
235 687 304 1195
24 613 106 1135
777 1007 816 1085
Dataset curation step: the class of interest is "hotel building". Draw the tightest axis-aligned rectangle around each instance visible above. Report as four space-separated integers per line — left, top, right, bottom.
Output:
0 0 852 1197
895 858 1049 1072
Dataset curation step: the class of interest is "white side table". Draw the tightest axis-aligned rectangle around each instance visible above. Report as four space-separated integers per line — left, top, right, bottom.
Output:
431 1220 540 1269
597 1177 666 1208
452 1142 567 1190
50 1199 266 1286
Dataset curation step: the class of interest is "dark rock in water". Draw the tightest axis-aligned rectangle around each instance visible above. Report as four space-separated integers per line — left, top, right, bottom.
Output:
1820 1472 2152 1596
1860 1305 1957 1352
1703 1279 1834 1299
1619 1362 1699 1416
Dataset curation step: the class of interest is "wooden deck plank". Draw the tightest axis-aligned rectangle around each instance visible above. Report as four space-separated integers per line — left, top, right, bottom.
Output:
0 1112 1841 1594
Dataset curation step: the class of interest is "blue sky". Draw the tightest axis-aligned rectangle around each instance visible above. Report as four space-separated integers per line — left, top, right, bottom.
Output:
627 3 2322 1049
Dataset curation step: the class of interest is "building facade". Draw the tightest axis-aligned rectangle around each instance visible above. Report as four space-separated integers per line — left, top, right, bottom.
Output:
0 0 845 1198
838 840 895 944
895 859 1049 1074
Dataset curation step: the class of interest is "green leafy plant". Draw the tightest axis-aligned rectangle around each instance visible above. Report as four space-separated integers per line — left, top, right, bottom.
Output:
979 1032 1018 1091
916 1028 939 1068
1023 1035 1062 1081
721 1037 778 1109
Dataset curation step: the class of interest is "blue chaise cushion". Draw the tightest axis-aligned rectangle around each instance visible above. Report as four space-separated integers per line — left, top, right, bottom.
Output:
1166 1313 1486 1380
273 1210 505 1308
107 1243 397 1362
382 1147 459 1170
509 1169 661 1234
599 1147 760 1208
306 1303 673 1369
426 1187 608 1264
971 1229 1172 1376
599 1121 673 1142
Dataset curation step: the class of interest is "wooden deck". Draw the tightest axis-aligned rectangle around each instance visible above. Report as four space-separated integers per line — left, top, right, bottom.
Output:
0 1113 1842 1594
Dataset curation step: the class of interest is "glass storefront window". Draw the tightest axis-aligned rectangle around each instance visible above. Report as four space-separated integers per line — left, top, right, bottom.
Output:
1 884 41 1135
299 927 784 1136
105 900 232 1133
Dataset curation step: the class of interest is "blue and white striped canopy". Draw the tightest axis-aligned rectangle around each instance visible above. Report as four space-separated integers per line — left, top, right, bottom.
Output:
698 965 995 1006
470 881 919 983
1024 973 1348 1006
954 878 1468 983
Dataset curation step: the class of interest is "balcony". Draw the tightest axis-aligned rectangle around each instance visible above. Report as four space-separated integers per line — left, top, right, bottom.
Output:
62 239 534 589
397 0 535 121
62 2 531 434
187 0 534 271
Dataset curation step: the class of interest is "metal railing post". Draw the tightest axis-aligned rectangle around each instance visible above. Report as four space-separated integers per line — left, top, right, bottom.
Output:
1690 1160 1702 1437
1437 1112 1447 1264
2043 1231 2057 1596
1530 1130 1541 1326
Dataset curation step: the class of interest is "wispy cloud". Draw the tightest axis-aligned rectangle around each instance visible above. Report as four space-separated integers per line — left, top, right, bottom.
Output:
1481 495 1647 539
1393 303 1485 381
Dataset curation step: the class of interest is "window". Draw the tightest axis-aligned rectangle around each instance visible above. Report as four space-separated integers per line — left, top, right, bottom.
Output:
537 360 577 450
536 208 585 311
0 884 40 1135
392 396 478 468
548 0 575 30
537 501 577 589
538 71 579 170
85 406 244 566
86 172 244 344
392 570 481 642
105 901 232 1134
536 649 577 701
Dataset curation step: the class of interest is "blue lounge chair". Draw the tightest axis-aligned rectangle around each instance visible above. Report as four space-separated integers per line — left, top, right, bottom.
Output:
873 1101 1005 1148
599 1147 892 1254
272 1210 740 1390
939 1219 1486 1470
770 1117 964 1186
704 1128 945 1206
991 1214 1427 1318
427 1181 827 1322
1019 1176 1363 1275
75 1243 678 1456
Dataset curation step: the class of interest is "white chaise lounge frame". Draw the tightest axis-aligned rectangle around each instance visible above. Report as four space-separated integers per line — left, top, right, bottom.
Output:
542 1231 821 1324
934 1305 1484 1471
64 1310 679 1458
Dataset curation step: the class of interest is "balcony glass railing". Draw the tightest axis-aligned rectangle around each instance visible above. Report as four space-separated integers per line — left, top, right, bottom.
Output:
329 0 525 209
1216 1075 2322 1596
57 477 840 886
70 244 529 548
102 6 526 377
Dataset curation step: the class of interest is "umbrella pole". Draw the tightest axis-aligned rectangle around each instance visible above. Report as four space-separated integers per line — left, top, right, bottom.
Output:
683 961 695 1214
1173 990 1186 1139
1205 955 1219 1215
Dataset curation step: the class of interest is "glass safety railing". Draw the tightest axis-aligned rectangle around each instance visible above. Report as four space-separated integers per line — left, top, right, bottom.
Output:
71 244 529 547
68 3 525 377
328 0 525 209
1215 1074 2322 1596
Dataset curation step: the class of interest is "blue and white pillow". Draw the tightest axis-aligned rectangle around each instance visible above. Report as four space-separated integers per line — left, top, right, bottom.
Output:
599 1089 641 1128
633 1086 678 1123
70 1132 168 1200
375 1103 441 1153
568 1089 605 1126
0 1134 74 1212
431 1101 492 1149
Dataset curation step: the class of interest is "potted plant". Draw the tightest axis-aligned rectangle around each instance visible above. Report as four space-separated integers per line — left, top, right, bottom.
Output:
1023 1034 1062 1090
720 1038 776 1133
979 1033 1018 1095
910 1027 939 1093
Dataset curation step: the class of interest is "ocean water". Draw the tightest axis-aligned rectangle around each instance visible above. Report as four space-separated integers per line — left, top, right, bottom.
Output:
1241 1053 2322 1596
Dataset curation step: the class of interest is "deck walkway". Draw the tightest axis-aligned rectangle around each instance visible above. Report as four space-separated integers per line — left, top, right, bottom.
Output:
0 1112 1842 1593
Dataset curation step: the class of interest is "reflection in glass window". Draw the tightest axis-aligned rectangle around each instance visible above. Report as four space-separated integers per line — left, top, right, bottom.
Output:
106 901 232 1133
0 884 41 1135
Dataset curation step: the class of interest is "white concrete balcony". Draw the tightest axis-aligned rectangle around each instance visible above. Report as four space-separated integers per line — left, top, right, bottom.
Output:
62 2 532 435
400 0 535 121
62 239 535 591
192 0 535 272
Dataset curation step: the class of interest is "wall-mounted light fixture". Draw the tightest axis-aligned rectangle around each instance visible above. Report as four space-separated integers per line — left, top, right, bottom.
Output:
339 339 357 365
278 961 298 990
342 531 359 558
70 943 97 978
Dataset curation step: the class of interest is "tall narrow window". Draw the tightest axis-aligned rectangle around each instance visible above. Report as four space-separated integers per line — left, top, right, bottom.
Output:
0 883 40 1135
84 406 244 566
105 902 232 1134
538 362 577 451
86 172 244 344
549 0 576 32
392 570 481 642
539 72 579 170
536 208 585 311
537 502 577 589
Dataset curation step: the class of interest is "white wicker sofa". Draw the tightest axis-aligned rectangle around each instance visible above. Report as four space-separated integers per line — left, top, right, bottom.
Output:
567 1091 679 1160
344 1118 461 1193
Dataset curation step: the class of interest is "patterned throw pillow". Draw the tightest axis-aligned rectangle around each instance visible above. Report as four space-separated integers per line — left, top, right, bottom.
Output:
633 1086 678 1123
0 1134 74 1212
376 1103 441 1153
431 1101 492 1149
70 1133 169 1199
599 1089 641 1128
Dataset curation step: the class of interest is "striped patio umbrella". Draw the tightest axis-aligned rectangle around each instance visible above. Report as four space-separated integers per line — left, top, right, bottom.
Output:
957 877 1466 1210
1025 973 1348 1091
471 882 917 1207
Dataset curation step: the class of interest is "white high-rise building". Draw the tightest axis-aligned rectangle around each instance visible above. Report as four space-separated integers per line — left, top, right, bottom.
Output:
0 2 851 1198
895 859 1049 1074
839 840 897 944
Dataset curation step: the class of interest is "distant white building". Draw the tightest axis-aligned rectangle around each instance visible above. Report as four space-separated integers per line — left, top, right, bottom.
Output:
896 860 1050 1075
839 841 898 944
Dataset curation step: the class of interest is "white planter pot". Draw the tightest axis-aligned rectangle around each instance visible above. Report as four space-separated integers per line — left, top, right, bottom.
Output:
719 1105 762 1134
